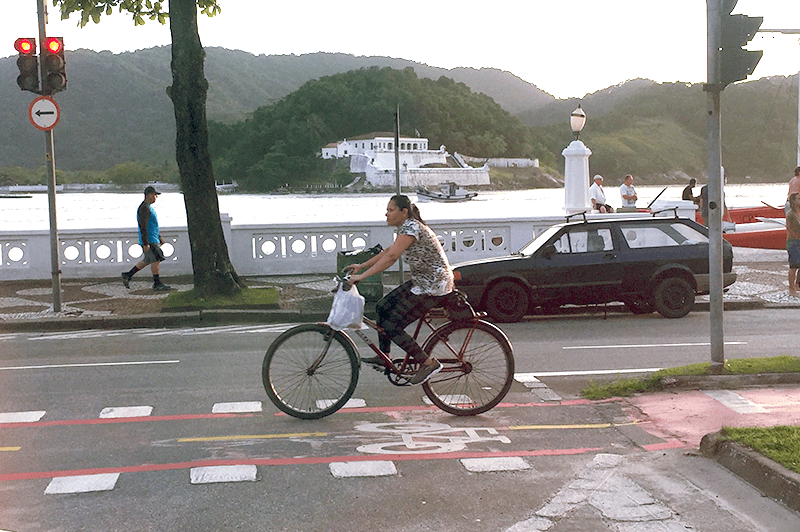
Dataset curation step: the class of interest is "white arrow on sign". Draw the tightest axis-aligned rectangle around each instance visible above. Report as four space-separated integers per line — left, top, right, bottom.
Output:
28 96 60 131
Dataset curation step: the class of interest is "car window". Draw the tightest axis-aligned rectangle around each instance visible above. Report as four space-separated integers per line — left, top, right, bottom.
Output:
622 223 708 248
553 228 613 254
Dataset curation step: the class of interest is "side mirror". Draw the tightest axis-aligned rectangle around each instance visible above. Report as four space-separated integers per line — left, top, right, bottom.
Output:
541 244 557 259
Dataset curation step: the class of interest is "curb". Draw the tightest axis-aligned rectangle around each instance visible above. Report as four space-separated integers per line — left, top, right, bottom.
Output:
0 309 331 333
700 431 800 514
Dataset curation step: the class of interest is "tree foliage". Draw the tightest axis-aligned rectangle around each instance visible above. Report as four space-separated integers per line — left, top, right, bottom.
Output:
209 67 537 191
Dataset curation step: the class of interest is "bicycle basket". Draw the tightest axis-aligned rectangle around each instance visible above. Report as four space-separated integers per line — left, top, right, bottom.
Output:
443 290 476 322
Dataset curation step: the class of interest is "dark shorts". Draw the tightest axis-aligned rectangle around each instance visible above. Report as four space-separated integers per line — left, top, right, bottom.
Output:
788 240 800 269
142 243 166 264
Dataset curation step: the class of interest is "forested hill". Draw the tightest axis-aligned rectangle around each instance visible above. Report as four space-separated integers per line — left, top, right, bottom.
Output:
209 67 541 191
0 47 552 172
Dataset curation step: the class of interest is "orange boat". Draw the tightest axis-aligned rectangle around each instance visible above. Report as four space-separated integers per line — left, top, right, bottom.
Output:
695 205 787 250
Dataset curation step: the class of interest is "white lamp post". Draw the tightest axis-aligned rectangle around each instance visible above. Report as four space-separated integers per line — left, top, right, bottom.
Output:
563 105 592 214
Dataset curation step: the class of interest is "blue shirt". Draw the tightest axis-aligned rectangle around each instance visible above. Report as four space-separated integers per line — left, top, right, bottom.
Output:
137 201 159 246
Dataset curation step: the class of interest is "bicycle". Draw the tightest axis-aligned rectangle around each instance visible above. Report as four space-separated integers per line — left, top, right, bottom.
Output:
262 275 515 419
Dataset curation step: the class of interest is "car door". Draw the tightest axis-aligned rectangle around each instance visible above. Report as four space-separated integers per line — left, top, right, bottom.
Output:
530 224 620 305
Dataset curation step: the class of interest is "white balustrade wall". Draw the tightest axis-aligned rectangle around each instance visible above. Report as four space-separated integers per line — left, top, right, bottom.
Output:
0 207 690 281
0 214 565 281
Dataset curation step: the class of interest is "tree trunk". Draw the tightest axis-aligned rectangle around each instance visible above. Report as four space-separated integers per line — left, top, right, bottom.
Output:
167 0 242 296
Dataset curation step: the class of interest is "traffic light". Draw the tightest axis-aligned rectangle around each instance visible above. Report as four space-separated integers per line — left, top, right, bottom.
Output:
719 0 762 87
13 37 39 93
41 36 67 95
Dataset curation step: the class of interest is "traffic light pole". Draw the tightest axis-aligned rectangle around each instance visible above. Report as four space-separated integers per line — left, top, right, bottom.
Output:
706 0 725 371
37 0 61 312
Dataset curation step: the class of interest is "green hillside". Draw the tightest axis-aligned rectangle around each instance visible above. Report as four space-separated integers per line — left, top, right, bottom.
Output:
209 67 542 191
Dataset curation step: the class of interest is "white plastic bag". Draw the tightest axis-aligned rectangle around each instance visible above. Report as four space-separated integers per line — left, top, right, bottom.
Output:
327 282 366 331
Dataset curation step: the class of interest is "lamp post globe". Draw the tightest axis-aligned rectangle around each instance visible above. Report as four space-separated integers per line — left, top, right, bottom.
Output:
570 105 586 140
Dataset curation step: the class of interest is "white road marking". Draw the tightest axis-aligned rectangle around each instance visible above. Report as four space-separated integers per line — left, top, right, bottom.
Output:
212 401 263 414
504 454 691 532
0 411 46 423
461 457 531 472
0 360 179 371
702 390 767 413
99 406 153 419
190 465 258 484
422 394 472 405
514 375 562 401
315 398 367 410
329 461 397 478
45 473 119 494
563 341 746 350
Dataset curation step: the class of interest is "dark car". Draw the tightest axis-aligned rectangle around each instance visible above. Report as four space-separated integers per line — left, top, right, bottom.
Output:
452 216 737 322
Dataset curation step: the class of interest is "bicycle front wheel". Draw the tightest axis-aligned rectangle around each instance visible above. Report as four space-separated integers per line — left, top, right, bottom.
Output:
262 324 359 419
422 320 514 416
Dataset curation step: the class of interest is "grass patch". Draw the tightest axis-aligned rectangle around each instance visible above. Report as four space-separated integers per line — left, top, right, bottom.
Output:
581 356 800 400
721 426 800 474
162 286 279 312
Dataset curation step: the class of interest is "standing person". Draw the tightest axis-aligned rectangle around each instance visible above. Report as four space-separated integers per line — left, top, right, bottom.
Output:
699 185 709 226
786 166 800 214
589 175 613 213
682 178 699 204
619 174 638 210
345 195 454 385
787 194 800 297
121 186 173 291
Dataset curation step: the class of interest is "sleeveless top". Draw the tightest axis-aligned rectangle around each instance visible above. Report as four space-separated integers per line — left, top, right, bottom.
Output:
398 218 454 296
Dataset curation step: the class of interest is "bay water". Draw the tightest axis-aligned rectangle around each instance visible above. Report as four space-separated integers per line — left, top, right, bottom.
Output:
0 183 790 232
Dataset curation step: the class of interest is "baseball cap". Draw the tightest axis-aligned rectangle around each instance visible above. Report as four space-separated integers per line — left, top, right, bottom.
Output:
593 174 603 181
144 185 161 195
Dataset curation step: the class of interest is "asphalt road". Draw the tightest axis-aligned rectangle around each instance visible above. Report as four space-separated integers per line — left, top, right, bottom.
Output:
1 310 798 531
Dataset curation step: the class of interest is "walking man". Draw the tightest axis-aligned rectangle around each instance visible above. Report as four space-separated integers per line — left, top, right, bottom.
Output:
122 186 173 291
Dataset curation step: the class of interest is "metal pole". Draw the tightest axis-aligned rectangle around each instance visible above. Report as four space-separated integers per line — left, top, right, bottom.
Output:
706 0 724 371
37 0 61 312
394 105 401 194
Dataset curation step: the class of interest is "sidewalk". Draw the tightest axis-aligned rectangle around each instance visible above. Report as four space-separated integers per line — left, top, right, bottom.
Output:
1 247 798 331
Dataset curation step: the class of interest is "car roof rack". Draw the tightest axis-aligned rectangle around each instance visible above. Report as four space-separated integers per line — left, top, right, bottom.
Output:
565 211 589 223
650 206 680 219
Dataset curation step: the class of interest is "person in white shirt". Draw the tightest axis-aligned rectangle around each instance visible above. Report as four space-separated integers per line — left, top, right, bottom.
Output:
620 174 638 209
589 175 613 213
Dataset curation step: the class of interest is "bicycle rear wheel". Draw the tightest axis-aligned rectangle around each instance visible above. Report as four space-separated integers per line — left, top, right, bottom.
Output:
422 320 514 416
262 323 359 419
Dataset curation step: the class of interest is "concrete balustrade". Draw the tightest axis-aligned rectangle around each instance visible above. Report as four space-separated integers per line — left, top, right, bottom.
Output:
0 206 692 281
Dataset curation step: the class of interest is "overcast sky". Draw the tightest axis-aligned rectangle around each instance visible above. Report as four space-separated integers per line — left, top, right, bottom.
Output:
3 0 799 99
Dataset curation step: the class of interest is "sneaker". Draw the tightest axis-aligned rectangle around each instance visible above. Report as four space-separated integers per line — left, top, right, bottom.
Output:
153 283 173 291
121 272 132 289
409 359 442 386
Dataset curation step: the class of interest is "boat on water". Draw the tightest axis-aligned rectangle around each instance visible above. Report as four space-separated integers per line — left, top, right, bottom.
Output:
215 180 238 193
416 182 477 203
694 204 788 250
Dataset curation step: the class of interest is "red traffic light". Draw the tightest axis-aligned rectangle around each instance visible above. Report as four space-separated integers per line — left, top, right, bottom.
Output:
14 37 36 54
44 37 63 54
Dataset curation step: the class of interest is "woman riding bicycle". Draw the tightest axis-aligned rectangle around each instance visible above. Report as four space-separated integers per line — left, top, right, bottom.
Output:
345 194 454 385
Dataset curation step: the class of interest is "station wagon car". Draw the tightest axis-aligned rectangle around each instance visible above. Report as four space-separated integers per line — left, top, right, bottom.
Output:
452 216 737 322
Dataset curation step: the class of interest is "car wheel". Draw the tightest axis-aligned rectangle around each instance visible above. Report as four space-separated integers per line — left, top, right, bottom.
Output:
485 280 529 322
623 294 654 315
653 277 694 318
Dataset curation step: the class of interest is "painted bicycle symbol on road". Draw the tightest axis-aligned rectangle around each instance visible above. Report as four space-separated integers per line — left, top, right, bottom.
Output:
355 422 511 454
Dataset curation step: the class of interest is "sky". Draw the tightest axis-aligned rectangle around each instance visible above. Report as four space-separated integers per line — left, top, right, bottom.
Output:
3 0 799 99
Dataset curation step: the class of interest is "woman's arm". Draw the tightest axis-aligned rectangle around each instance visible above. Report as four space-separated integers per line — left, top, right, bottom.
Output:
350 235 415 283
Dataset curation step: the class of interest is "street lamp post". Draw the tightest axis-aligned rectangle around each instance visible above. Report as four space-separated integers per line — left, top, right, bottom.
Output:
563 105 592 214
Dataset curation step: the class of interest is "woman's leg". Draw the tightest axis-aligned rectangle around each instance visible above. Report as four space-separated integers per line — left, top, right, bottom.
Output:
376 281 440 362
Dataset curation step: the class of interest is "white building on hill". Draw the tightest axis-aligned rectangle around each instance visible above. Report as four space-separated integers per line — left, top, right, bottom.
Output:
321 132 489 188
